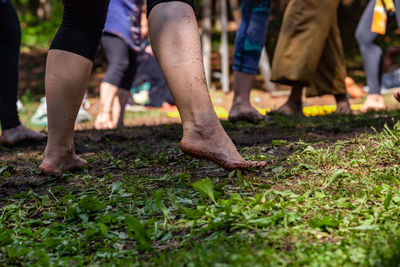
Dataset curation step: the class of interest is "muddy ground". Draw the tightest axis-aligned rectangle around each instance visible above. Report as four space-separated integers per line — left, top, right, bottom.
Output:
2 111 400 206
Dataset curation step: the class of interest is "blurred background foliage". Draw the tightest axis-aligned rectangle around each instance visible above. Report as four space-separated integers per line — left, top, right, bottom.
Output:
10 0 62 48
8 0 400 67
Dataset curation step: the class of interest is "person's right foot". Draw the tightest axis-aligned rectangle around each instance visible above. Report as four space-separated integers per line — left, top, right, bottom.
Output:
360 94 386 112
334 94 352 114
180 121 266 170
273 100 303 116
0 125 46 146
228 103 263 123
39 145 87 175
345 77 367 99
94 112 115 130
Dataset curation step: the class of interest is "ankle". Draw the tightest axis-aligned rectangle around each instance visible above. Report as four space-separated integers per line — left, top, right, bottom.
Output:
232 96 251 107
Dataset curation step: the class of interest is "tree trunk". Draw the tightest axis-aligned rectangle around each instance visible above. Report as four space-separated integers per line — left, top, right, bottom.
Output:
202 0 212 86
220 0 230 92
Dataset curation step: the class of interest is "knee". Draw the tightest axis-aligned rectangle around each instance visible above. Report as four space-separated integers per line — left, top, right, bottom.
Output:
355 27 372 46
147 0 195 17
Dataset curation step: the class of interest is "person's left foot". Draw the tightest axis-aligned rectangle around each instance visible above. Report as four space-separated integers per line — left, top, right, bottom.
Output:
360 94 386 113
334 94 352 114
0 125 46 146
345 77 367 99
229 103 263 123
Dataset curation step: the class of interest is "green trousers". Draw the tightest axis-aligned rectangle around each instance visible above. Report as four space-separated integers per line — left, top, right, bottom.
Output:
271 0 347 97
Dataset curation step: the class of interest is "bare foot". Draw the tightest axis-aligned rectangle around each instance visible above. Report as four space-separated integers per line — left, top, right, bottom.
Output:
274 100 303 116
360 94 386 113
394 91 400 102
229 103 263 123
94 112 115 130
0 125 46 146
334 94 352 114
345 77 367 99
180 123 266 170
39 145 87 175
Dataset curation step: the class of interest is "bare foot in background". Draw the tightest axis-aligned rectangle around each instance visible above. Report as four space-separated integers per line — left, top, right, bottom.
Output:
360 94 386 112
0 125 46 146
94 112 115 129
180 121 266 170
271 84 303 116
335 94 352 114
345 77 367 99
229 103 263 123
394 91 400 103
274 99 303 116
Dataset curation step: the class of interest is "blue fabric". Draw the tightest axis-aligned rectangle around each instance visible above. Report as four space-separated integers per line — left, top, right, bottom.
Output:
233 0 271 75
104 0 143 51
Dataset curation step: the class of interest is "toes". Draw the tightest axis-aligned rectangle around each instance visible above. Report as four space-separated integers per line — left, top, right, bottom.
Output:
222 160 266 171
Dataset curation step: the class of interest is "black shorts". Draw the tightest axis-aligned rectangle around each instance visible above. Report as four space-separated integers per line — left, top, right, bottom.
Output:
101 33 138 90
50 0 195 62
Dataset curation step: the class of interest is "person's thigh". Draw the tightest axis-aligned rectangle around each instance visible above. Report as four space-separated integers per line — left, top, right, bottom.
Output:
50 0 110 61
355 0 379 44
101 34 133 89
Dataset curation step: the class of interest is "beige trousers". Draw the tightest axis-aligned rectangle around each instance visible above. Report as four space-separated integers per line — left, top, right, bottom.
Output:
271 0 347 97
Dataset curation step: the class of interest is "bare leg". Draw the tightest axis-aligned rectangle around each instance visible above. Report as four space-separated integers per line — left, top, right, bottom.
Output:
334 94 352 114
0 125 45 146
345 77 366 99
228 71 263 123
360 94 386 112
95 82 119 130
148 2 265 170
39 50 90 174
394 91 400 102
116 89 130 127
274 84 303 115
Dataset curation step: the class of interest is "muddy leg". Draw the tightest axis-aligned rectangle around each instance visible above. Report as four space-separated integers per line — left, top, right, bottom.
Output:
39 50 90 175
148 2 265 170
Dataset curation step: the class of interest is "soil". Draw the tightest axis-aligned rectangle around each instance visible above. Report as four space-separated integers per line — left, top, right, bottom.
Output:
2 108 400 206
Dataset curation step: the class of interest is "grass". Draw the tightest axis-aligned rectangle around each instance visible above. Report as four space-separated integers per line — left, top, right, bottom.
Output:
1 110 400 266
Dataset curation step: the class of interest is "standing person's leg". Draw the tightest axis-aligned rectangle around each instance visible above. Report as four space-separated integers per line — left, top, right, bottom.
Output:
310 4 351 114
116 47 137 127
229 0 270 123
0 1 45 146
356 0 386 111
95 33 134 129
391 0 400 102
39 0 110 174
148 1 265 170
